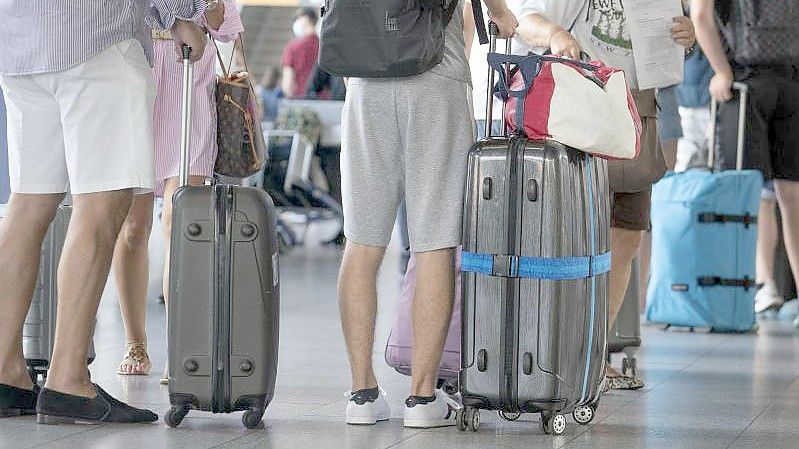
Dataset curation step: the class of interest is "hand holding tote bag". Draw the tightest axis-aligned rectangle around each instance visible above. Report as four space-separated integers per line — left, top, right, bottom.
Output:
213 36 266 178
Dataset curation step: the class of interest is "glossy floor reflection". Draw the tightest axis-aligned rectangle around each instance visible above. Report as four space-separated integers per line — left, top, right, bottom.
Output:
1 221 799 449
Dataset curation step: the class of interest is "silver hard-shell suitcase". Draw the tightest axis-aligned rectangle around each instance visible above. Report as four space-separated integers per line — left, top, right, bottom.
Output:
607 258 641 376
457 27 610 436
165 47 280 429
0 204 95 382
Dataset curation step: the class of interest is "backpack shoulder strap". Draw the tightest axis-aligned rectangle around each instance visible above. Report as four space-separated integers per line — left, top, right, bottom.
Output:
471 0 489 45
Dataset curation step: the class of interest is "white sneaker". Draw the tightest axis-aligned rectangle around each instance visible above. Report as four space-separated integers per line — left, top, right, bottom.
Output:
403 389 461 428
346 388 390 425
755 284 784 313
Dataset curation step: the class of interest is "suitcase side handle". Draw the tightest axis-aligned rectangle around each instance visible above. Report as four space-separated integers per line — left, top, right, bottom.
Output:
708 82 748 171
179 45 194 188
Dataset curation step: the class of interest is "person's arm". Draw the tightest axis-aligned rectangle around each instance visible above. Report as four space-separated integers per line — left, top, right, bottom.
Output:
205 0 244 43
464 1 476 56
149 0 208 62
516 13 582 59
282 66 296 98
204 1 225 30
482 0 518 38
690 0 734 101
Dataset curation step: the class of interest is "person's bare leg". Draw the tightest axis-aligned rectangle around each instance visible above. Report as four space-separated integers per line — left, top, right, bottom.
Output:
409 248 455 397
638 231 652 313
775 180 799 290
44 190 133 398
756 198 778 286
606 227 643 378
338 242 385 392
113 194 154 374
0 193 63 390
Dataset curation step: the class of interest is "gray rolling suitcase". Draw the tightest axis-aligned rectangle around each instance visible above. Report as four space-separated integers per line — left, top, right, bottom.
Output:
458 28 610 436
165 47 280 429
0 204 95 382
607 258 641 376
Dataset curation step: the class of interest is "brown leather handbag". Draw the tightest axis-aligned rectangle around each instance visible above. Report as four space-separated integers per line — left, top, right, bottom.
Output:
213 36 266 178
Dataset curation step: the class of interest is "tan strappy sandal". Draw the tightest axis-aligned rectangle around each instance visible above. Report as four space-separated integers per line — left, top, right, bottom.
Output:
117 342 152 376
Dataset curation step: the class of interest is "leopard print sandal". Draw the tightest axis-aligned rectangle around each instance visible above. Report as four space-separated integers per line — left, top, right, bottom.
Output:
117 342 152 376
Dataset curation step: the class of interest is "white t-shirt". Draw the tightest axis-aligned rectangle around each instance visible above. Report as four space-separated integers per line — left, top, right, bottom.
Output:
470 0 545 121
527 0 640 89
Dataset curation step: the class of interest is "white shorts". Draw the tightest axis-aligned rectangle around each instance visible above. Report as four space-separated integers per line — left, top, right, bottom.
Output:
0 39 156 195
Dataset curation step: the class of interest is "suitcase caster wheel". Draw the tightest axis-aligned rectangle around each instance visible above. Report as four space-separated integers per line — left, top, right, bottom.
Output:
498 411 521 421
165 406 188 428
573 405 595 425
621 357 637 376
465 407 480 431
242 409 264 429
541 412 566 435
456 409 467 431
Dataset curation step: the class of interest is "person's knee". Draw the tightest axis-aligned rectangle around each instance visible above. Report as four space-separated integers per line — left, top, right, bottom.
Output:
611 227 643 262
73 190 134 244
6 193 64 232
775 180 799 207
339 242 385 285
119 212 153 250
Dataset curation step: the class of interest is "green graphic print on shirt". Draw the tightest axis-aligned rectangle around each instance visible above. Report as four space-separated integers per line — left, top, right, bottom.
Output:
590 0 633 52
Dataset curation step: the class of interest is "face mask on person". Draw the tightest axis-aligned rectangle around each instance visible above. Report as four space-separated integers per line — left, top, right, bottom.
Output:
292 20 305 38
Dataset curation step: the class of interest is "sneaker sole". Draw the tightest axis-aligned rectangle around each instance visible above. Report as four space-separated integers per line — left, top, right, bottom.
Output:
346 415 390 425
403 420 456 429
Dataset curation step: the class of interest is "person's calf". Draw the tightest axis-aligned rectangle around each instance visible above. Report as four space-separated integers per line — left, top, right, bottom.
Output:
338 242 385 393
409 248 455 398
0 193 64 391
45 190 133 398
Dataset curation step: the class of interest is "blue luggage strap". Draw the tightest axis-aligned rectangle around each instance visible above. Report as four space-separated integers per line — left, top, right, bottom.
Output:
460 251 611 280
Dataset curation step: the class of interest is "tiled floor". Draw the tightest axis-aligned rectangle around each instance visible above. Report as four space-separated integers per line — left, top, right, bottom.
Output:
2 220 799 449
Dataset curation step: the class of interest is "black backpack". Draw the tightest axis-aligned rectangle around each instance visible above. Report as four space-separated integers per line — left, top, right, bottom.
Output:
716 0 799 66
318 0 461 78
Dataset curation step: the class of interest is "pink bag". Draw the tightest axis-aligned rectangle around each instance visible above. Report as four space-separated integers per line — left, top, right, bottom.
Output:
384 251 461 380
491 53 642 160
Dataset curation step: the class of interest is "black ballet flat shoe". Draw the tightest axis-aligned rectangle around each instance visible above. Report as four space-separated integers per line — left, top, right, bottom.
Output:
0 383 39 417
36 384 158 424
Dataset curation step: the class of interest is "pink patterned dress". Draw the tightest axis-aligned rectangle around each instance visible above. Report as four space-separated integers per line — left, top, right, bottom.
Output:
151 0 244 196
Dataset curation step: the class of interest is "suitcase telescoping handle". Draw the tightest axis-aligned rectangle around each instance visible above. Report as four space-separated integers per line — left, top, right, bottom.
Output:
708 82 748 171
484 22 513 139
179 45 194 188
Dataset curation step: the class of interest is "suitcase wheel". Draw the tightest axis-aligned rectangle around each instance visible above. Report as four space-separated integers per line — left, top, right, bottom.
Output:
165 405 189 428
572 404 595 425
621 357 637 377
541 412 566 436
457 406 480 431
242 408 264 429
498 411 521 422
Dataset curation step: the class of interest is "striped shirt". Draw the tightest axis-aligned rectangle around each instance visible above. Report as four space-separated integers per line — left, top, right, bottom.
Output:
0 0 205 76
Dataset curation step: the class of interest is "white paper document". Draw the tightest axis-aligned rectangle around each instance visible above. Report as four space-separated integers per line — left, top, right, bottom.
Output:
624 0 685 90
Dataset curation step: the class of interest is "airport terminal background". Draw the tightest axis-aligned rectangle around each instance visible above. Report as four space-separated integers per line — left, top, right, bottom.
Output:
1 1 799 448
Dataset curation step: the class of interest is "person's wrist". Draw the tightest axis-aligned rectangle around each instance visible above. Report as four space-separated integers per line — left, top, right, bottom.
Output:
489 6 511 19
549 27 568 46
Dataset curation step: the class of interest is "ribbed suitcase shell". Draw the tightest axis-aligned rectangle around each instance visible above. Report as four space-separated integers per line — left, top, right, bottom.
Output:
168 184 279 421
461 137 609 414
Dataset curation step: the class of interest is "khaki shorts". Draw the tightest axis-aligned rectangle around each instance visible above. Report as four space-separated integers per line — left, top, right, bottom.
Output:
612 189 652 231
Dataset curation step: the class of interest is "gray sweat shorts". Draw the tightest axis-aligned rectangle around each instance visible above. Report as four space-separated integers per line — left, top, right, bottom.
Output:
341 70 475 252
